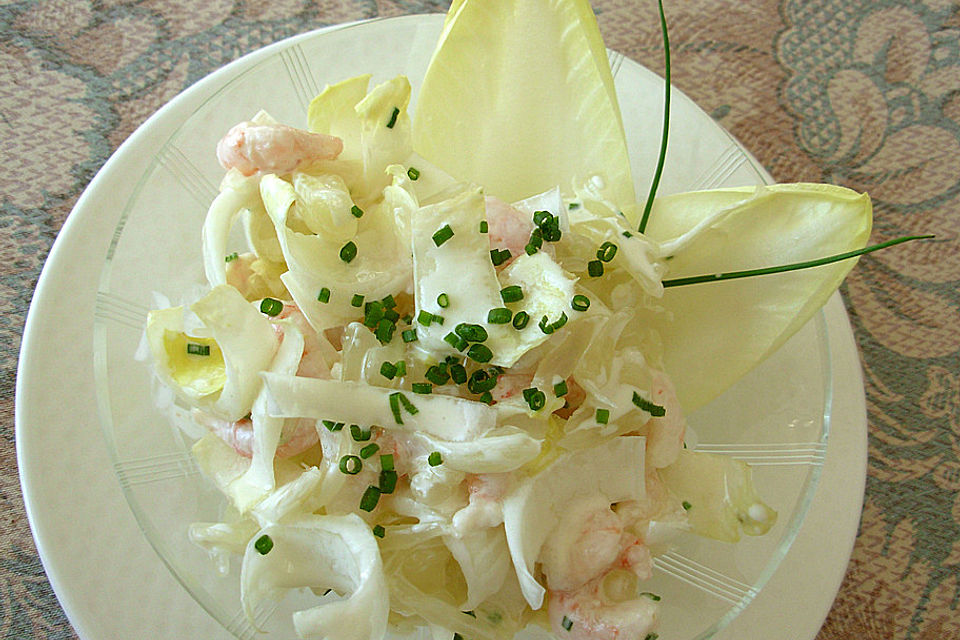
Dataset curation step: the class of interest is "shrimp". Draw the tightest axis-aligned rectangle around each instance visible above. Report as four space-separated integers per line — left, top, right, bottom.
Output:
216 121 343 176
643 370 686 469
452 473 513 532
547 577 659 640
485 196 555 267
195 413 319 459
541 496 659 640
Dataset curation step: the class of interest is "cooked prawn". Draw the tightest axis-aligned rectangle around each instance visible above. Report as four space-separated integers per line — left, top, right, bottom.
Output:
643 370 686 469
216 121 343 176
547 576 659 640
541 495 659 639
195 413 319 459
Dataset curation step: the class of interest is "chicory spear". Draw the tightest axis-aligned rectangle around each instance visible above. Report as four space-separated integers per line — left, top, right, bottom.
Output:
414 0 878 411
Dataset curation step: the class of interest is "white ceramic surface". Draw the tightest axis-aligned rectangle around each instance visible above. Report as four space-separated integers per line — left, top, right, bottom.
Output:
17 14 865 640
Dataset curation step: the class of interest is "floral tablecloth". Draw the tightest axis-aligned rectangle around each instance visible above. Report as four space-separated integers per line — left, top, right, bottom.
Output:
4 0 958 638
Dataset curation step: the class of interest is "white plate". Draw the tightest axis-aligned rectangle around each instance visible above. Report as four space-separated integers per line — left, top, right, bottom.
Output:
16 14 865 640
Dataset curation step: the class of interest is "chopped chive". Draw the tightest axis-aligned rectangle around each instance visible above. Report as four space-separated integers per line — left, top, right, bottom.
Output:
364 302 385 328
487 307 512 324
561 615 573 631
538 313 567 335
350 424 372 441
360 443 380 459
316 287 331 303
322 420 344 432
432 313 445 325
339 455 362 474
254 534 273 555
428 451 443 466
596 408 610 424
450 363 467 384
375 318 396 344
479 391 494 405
571 294 590 311
407 166 420 180
380 454 395 471
587 259 604 277
568 202 580 210
402 329 418 343
417 310 433 326
467 368 498 394
225 252 239 262
490 248 511 266
351 293 365 307
554 380 568 397
350 204 364 218
437 293 450 308
359 485 381 512
372 524 385 538
455 323 488 343
395 360 406 376
500 285 524 304
640 592 662 601
389 393 403 424
597 241 618 262
260 297 283 316
662 234 936 288
384 308 400 322
339 240 358 263
381 294 397 308
525 232 543 255
386 106 400 128
397 392 418 415
523 388 546 411
467 343 493 364
639 0 671 234
425 365 451 385
479 220 488 233
186 343 210 356
380 361 398 379
623 230 633 238
512 311 530 330
412 382 433 394
533 211 552 227
444 332 468 351
632 391 667 417
645 634 660 640
432 225 454 246
378 469 398 494
682 500 692 510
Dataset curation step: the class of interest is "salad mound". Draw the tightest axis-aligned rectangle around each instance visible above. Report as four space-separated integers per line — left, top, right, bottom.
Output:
144 1 872 639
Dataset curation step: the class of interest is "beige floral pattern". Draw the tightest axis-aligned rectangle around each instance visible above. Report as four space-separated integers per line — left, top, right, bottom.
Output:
3 1 958 639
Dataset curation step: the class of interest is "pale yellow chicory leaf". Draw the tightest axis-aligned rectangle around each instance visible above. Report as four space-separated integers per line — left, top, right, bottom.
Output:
414 0 635 206
641 183 872 411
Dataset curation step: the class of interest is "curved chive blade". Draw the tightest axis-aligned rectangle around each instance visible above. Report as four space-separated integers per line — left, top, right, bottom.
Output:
638 0 671 234
661 234 934 288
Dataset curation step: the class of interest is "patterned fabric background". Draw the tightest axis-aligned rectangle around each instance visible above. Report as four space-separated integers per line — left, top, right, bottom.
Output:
3 0 957 638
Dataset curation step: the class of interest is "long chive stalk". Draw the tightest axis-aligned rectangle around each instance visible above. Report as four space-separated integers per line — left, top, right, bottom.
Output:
661 235 933 288
639 0 671 234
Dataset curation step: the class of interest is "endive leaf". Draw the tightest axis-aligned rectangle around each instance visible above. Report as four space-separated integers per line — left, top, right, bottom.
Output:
641 183 872 411
414 0 634 206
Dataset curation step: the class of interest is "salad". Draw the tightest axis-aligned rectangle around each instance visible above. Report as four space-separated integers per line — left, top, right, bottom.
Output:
143 1 874 639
